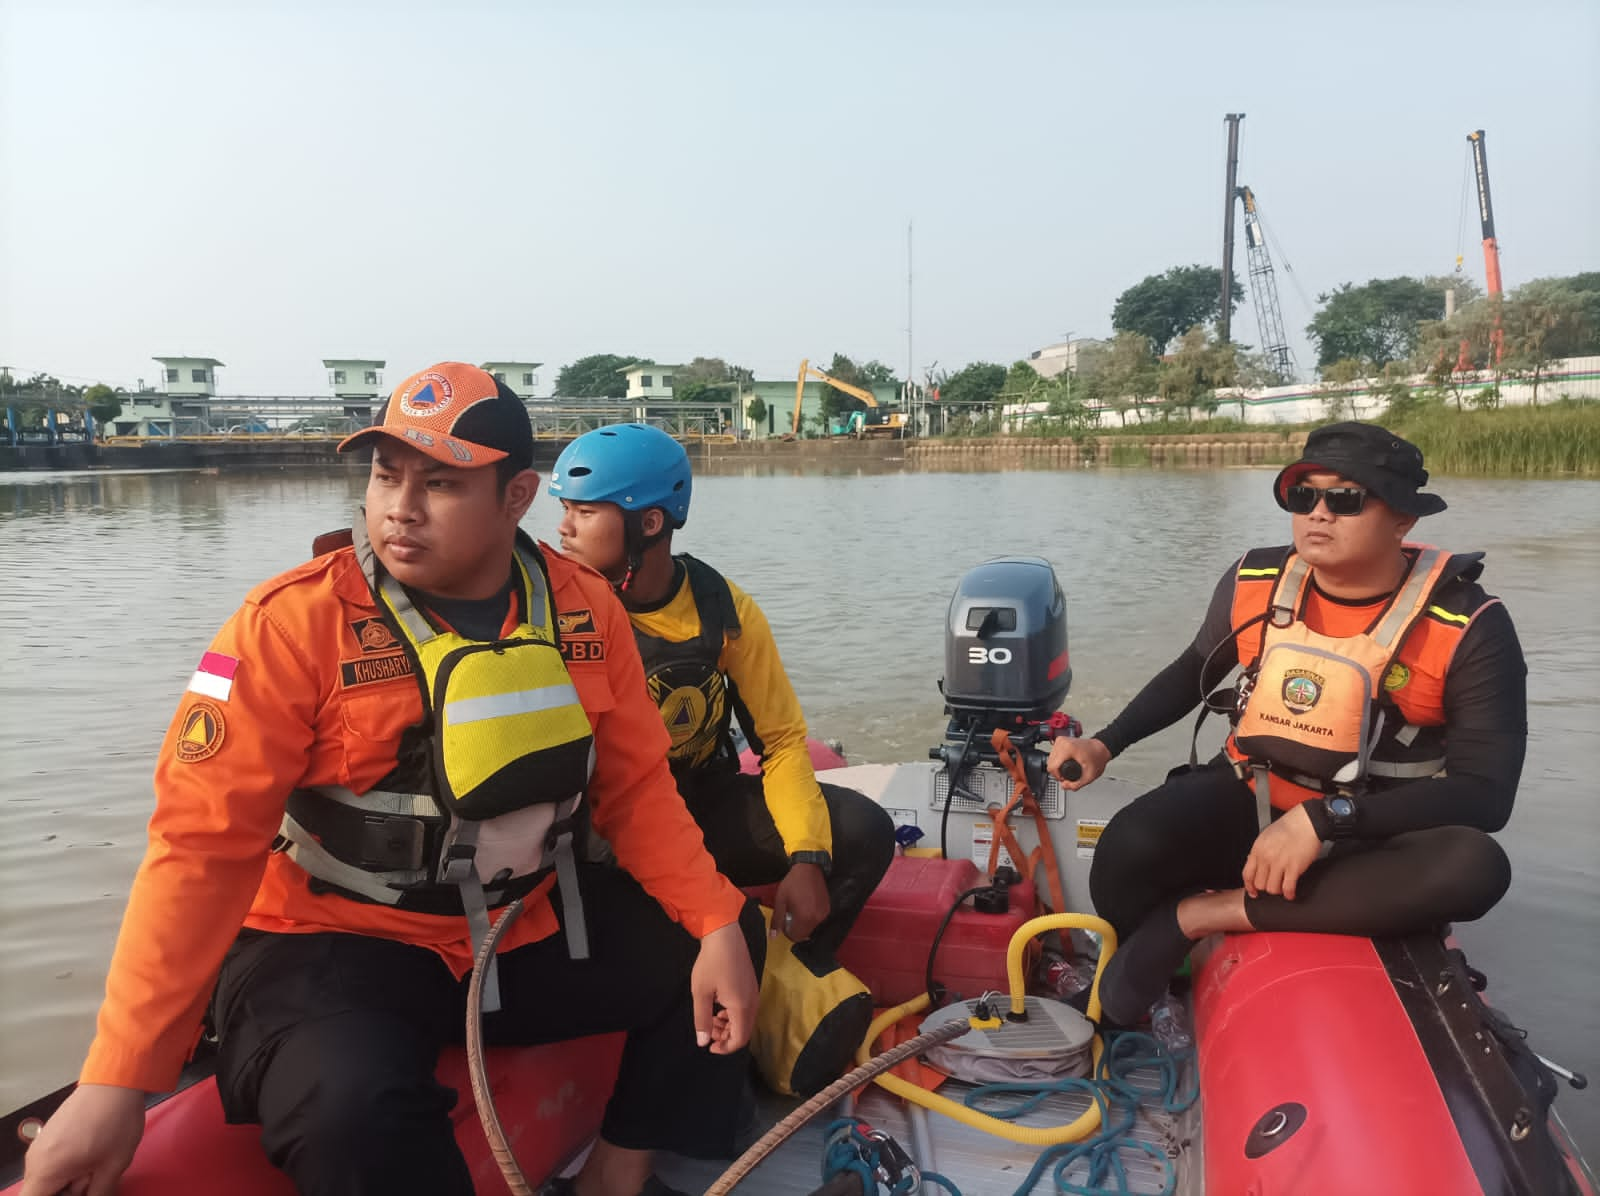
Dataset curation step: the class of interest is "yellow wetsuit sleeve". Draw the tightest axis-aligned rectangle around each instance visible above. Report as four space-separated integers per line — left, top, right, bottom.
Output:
722 583 833 857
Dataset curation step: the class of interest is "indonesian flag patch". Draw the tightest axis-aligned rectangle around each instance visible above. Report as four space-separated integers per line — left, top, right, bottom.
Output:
188 651 240 702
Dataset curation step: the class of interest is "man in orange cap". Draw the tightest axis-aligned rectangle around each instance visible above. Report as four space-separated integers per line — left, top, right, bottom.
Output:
22 363 762 1196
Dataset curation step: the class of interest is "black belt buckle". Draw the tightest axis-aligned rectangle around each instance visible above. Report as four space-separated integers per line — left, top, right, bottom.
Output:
359 814 426 870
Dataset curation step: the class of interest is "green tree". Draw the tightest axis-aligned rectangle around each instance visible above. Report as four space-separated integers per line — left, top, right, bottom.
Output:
1220 347 1275 420
1307 276 1477 369
1374 360 1433 421
938 362 1007 409
1156 329 1238 420
1316 357 1370 421
555 354 641 398
675 356 754 386
1554 271 1600 354
1098 332 1159 426
1498 279 1593 402
746 395 768 426
1002 360 1043 399
856 360 900 388
1112 265 1244 356
1414 306 1498 410
82 383 123 425
672 380 716 405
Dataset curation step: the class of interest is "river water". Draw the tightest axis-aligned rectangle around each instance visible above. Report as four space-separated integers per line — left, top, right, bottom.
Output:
2 462 1596 1156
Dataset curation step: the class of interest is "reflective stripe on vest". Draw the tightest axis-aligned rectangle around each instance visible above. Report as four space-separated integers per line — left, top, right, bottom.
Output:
273 528 596 1007
1231 545 1453 810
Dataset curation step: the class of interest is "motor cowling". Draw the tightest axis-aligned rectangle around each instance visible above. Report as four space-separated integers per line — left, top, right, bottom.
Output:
940 556 1070 734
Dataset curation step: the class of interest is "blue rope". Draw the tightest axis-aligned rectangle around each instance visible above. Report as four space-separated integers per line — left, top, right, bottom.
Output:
961 1032 1198 1196
821 1119 963 1196
820 1032 1198 1196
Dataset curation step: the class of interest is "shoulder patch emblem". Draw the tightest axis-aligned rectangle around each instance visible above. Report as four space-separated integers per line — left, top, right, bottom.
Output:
349 617 399 654
176 701 227 763
1383 662 1411 692
558 608 596 635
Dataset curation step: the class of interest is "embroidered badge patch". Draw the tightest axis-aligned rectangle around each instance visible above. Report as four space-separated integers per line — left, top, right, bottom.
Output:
1383 662 1411 692
176 701 227 763
1281 669 1325 716
349 617 399 654
558 609 596 635
398 371 454 418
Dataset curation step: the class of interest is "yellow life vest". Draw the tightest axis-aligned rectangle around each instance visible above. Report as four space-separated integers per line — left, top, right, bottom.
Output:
275 524 595 1009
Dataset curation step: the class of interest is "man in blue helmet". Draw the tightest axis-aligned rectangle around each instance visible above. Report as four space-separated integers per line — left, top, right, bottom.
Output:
549 424 895 971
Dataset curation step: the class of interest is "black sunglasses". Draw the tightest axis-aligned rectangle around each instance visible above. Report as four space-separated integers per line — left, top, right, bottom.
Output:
1285 484 1369 516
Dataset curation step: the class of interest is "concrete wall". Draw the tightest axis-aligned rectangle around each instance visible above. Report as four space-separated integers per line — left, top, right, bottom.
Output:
1004 355 1600 429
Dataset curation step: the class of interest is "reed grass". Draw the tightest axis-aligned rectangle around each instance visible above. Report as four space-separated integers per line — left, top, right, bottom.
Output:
1387 401 1600 477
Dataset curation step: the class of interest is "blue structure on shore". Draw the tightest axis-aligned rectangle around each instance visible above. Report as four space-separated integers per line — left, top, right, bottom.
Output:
5 408 95 447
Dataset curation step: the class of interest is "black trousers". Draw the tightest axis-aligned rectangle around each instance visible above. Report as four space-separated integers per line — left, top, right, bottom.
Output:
1088 762 1512 944
211 865 767 1196
678 769 894 968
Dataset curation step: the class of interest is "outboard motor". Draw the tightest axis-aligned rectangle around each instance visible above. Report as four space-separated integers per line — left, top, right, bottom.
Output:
939 555 1070 744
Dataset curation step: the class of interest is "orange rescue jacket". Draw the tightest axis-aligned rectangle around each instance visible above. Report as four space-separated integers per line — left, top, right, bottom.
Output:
82 536 745 1093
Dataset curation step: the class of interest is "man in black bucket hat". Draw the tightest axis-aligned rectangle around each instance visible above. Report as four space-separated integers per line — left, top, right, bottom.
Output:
1044 421 1526 1026
1273 420 1448 517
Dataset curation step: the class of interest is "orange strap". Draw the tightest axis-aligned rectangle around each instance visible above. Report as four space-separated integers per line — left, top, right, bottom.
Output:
989 729 1068 914
858 1010 950 1094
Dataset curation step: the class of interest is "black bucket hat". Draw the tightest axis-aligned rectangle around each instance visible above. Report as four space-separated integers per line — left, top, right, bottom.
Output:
1273 421 1447 517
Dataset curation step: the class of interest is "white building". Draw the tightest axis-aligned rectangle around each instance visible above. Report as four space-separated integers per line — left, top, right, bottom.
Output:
323 359 385 399
1026 339 1103 379
621 363 680 401
480 361 543 398
154 356 223 396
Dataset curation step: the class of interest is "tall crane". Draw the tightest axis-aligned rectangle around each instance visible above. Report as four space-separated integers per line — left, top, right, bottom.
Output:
1468 129 1505 363
1236 185 1296 380
1219 115 1296 379
1467 129 1504 298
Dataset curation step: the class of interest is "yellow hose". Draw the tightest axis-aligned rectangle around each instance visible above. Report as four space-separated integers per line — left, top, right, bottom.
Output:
855 912 1119 1147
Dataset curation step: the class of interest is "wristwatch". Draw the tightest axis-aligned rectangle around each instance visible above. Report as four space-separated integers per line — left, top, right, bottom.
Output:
1321 795 1360 840
789 850 833 876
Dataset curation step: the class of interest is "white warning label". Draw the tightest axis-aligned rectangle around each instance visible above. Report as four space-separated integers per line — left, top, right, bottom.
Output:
972 821 1016 871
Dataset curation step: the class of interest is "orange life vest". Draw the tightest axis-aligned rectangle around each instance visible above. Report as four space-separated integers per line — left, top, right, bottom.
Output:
1222 542 1486 812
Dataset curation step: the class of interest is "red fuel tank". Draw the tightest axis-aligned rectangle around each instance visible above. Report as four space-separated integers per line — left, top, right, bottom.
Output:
836 856 1034 1006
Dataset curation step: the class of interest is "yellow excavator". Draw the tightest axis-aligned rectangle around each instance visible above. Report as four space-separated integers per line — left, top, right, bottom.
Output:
792 359 908 438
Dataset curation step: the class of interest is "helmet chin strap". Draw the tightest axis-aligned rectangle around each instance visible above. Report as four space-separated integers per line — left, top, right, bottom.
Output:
614 509 669 596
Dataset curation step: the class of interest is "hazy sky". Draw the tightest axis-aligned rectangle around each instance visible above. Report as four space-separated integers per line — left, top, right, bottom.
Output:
3 0 1596 396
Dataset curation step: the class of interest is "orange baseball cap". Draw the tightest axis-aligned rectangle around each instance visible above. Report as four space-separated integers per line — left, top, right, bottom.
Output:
338 362 533 469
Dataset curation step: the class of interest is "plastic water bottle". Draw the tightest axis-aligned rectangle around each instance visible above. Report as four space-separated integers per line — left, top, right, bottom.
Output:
1149 992 1192 1053
1041 949 1096 1001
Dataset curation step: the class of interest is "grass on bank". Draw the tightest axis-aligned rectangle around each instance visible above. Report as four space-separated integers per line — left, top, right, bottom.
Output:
969 399 1600 477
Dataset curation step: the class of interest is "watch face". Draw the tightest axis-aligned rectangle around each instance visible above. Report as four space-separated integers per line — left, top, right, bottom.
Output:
1329 797 1355 818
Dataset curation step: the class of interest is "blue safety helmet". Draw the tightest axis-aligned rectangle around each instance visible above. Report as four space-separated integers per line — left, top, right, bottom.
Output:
548 423 693 528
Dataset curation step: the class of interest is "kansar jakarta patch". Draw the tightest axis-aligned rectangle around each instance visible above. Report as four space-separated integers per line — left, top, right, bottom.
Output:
176 701 227 763
1383 662 1412 692
558 609 596 635
349 617 400 654
340 652 415 689
1281 668 1325 716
